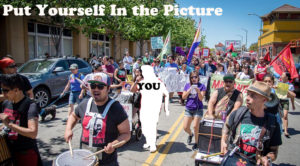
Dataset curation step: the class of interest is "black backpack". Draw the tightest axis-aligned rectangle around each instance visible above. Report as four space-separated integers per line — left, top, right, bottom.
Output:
227 106 277 155
215 87 241 116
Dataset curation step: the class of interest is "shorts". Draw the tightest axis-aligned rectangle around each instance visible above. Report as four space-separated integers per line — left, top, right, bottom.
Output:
69 91 82 105
184 109 203 117
280 99 289 111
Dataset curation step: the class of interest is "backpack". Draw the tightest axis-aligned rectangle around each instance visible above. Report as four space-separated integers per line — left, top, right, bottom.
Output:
227 106 277 155
70 73 82 80
215 87 241 115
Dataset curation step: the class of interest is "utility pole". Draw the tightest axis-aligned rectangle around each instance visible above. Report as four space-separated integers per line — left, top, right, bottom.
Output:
241 28 248 51
248 13 263 57
236 34 243 54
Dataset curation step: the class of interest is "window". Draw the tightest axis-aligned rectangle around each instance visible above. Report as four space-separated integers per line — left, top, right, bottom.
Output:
28 23 73 59
55 60 69 71
28 36 35 59
68 60 88 69
89 33 110 57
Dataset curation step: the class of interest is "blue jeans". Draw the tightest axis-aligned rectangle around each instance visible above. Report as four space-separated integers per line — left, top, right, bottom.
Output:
184 109 203 117
69 91 82 104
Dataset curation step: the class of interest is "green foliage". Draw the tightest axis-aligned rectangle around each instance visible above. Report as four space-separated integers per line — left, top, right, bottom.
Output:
249 42 258 52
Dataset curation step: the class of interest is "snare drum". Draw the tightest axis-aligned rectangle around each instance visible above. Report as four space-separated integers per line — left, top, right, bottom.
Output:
53 149 97 166
0 133 12 165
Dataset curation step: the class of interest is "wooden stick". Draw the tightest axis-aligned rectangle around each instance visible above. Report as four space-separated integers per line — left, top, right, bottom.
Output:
201 152 222 159
83 140 126 159
68 140 73 158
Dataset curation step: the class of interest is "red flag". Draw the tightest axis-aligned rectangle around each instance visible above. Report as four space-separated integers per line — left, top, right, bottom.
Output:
270 44 298 79
264 51 271 62
227 43 234 52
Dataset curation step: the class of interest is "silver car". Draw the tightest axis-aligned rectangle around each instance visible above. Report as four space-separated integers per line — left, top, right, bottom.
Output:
18 57 92 108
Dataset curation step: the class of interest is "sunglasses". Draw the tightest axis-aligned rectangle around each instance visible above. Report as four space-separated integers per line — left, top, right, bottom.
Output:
2 88 10 93
90 83 106 90
224 80 234 84
7 64 17 68
191 76 198 79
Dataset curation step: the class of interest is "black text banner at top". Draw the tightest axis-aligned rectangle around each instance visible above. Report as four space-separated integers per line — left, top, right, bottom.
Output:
2 4 223 17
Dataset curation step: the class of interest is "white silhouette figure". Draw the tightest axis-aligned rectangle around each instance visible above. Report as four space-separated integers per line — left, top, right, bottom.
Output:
139 65 169 152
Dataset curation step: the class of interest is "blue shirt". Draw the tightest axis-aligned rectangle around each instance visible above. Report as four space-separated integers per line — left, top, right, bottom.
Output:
165 63 178 69
69 73 85 92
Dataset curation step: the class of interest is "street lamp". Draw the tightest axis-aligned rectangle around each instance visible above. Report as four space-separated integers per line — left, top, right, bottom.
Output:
236 34 243 54
248 13 263 57
241 28 248 51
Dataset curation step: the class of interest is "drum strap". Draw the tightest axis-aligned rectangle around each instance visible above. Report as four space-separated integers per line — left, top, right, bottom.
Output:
85 97 115 147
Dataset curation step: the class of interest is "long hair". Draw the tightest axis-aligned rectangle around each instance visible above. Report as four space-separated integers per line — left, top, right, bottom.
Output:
189 71 199 85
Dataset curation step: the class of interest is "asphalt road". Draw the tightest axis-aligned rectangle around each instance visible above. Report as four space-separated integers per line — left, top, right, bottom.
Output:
37 95 300 166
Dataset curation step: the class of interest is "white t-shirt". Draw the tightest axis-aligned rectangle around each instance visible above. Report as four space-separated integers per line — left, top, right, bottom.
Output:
123 56 133 70
237 72 250 80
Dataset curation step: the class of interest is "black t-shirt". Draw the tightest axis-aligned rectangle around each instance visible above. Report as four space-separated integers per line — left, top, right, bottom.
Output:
228 110 282 159
75 97 128 164
1 97 39 152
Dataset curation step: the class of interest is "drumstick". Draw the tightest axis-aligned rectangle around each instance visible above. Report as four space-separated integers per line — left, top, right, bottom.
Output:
200 152 222 159
83 140 126 159
68 140 73 158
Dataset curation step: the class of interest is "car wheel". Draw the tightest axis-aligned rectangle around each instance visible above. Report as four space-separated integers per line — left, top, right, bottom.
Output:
34 87 50 108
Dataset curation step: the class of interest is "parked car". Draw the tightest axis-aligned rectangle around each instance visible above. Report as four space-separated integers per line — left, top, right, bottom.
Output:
18 57 92 108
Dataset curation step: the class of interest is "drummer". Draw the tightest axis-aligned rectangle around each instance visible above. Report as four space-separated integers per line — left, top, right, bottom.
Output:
64 72 130 166
0 74 42 166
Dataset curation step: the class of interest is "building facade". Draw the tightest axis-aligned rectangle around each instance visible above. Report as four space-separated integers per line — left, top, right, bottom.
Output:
259 4 300 62
0 15 151 64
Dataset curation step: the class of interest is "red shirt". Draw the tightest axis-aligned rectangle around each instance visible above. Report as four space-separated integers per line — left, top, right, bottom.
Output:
256 64 267 81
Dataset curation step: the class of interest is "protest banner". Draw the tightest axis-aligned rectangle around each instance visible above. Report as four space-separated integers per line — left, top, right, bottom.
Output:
275 82 289 99
151 36 164 49
120 103 132 130
209 74 253 104
158 69 209 92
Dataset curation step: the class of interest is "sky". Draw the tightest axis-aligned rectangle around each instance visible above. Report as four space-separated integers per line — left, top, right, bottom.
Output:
176 0 300 49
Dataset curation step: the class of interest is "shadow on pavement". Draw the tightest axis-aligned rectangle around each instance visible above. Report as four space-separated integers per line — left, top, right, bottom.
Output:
288 128 300 136
157 129 169 139
159 141 191 154
37 137 68 166
273 164 296 166
288 112 300 115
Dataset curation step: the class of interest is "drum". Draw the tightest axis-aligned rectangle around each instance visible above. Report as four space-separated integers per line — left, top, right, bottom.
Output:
220 150 256 166
0 133 12 165
198 119 224 154
53 149 97 166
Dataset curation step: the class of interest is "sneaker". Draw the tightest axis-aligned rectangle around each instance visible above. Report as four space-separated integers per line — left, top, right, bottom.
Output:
62 118 68 122
143 144 150 150
187 133 194 144
192 144 198 151
150 145 157 153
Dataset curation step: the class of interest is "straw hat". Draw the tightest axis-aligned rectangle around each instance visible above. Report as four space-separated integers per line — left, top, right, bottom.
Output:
247 81 271 101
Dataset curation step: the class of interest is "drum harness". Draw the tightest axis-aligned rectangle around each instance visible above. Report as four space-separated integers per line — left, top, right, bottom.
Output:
81 97 115 160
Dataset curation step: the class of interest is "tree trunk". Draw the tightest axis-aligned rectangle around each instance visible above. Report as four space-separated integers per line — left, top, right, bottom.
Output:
139 39 144 57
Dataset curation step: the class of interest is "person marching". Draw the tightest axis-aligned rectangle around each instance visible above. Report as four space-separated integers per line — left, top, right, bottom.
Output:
206 74 243 121
113 61 127 94
182 71 206 151
64 72 130 166
279 72 296 137
61 64 85 122
0 74 42 166
221 81 282 166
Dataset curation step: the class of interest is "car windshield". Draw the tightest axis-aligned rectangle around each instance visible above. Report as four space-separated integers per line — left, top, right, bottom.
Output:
18 60 55 73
